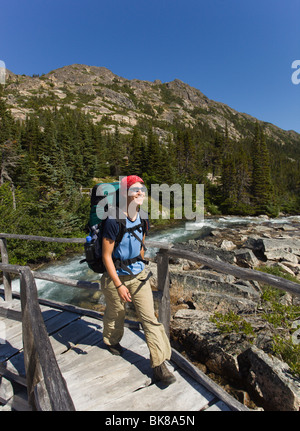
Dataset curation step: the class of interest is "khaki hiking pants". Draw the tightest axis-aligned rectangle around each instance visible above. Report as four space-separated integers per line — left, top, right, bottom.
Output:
101 269 171 368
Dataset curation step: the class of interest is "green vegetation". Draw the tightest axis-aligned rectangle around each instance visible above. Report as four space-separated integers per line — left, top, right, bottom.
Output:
1 78 300 265
261 285 300 379
210 310 255 339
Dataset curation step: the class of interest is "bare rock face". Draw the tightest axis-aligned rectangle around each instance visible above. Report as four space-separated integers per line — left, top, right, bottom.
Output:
171 309 300 411
4 64 300 146
238 347 300 411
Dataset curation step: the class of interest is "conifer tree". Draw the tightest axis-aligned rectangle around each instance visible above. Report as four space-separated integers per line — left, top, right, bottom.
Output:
212 131 223 176
128 126 144 176
108 126 126 177
235 149 252 210
252 123 273 211
220 124 237 210
144 127 162 183
0 85 16 143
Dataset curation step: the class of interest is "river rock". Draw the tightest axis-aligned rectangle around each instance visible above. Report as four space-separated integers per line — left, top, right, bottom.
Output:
183 240 236 264
261 238 300 261
170 270 260 302
238 346 300 411
234 248 260 268
220 240 236 251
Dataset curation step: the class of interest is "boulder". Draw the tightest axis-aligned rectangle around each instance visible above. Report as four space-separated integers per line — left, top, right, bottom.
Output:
238 346 300 411
261 238 300 260
171 309 299 411
220 240 236 251
184 240 236 264
234 248 260 268
170 271 260 301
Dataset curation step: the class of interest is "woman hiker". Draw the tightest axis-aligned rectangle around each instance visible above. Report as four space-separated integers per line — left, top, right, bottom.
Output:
101 175 176 386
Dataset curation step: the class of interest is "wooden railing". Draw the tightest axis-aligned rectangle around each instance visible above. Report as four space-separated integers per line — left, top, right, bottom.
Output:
1 232 300 333
0 262 75 411
1 232 300 410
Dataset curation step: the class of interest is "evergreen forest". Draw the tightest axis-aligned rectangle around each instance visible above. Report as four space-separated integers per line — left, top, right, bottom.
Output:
1 85 300 265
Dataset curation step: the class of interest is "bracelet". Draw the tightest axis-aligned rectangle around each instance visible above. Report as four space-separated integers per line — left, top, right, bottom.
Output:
115 283 124 289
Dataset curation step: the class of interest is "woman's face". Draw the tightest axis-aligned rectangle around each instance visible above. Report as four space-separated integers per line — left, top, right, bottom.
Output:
127 182 146 207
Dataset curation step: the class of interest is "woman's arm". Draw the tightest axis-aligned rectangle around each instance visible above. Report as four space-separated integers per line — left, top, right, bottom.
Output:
102 237 132 302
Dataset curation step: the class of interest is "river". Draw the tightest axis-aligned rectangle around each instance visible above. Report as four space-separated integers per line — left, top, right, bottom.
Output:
4 215 300 307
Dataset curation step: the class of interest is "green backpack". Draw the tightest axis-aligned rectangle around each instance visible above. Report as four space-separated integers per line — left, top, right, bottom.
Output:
89 181 120 227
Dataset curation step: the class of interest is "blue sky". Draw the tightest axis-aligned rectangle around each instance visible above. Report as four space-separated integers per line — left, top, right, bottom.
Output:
1 0 300 133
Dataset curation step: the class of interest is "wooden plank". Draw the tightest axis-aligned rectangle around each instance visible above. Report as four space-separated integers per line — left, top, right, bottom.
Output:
69 362 153 411
0 321 23 361
93 364 216 412
48 317 102 356
0 307 22 321
171 349 248 411
61 342 150 382
0 298 22 311
53 325 104 368
0 363 27 387
43 310 79 335
204 400 232 411
1 308 79 382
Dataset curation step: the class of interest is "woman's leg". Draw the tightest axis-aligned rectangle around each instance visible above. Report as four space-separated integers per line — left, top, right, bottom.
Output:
101 273 126 346
127 270 171 368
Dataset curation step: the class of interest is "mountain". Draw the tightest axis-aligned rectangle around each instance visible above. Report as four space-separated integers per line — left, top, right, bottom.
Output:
1 64 300 263
4 64 300 147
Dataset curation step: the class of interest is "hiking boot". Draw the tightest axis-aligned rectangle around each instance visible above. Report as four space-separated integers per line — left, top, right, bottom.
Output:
107 343 124 356
153 362 176 385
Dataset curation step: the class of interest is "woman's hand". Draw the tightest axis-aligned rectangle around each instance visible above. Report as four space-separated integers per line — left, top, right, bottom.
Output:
102 237 132 302
117 284 132 302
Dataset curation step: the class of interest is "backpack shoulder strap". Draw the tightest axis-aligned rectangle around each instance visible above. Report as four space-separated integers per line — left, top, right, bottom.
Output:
114 211 126 249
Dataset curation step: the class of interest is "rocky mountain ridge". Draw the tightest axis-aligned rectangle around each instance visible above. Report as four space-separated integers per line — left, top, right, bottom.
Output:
3 64 300 146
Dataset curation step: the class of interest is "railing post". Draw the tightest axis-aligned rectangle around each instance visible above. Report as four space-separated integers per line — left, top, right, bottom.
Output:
20 267 75 411
0 237 12 301
157 249 170 338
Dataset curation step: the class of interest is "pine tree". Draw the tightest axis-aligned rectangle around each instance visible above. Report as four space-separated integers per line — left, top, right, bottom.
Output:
235 149 252 211
252 123 273 211
212 131 223 176
21 115 41 158
0 85 16 143
220 125 237 211
108 126 126 177
144 127 162 183
128 126 144 175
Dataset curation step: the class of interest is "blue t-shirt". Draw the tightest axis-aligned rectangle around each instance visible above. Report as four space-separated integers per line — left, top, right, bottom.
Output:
102 213 148 275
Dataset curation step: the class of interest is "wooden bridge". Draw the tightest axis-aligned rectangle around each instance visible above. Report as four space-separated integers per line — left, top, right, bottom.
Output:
1 233 299 411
